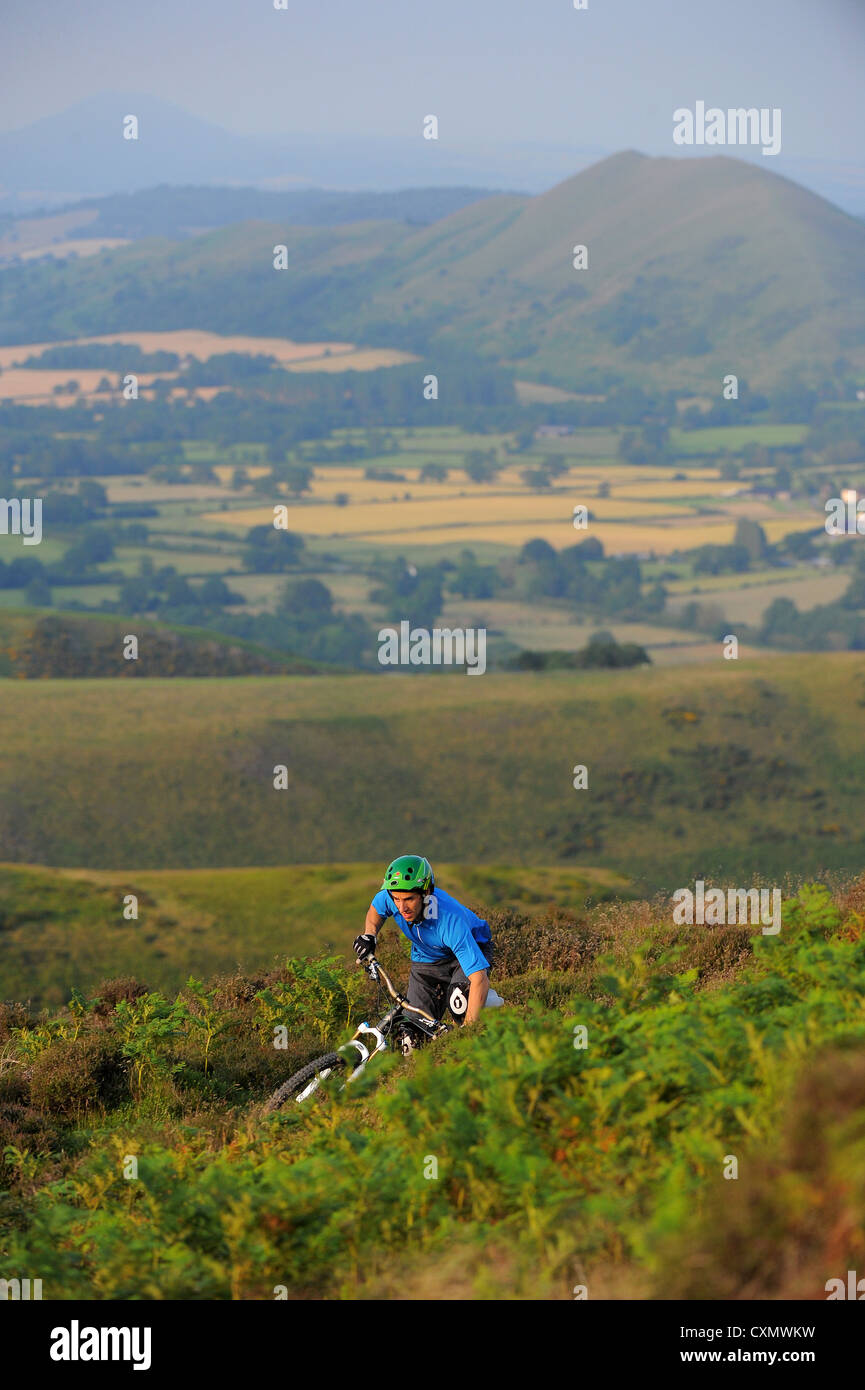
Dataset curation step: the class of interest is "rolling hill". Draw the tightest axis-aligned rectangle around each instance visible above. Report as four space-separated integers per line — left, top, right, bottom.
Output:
2 655 864 888
1 152 862 388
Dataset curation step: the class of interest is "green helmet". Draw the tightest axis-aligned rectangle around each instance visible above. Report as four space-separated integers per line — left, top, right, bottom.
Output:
382 854 434 894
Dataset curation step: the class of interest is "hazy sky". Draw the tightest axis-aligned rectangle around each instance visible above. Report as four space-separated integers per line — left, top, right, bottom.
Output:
2 0 863 160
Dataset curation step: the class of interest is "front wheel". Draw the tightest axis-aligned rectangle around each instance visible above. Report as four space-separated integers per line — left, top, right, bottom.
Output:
263 1052 346 1112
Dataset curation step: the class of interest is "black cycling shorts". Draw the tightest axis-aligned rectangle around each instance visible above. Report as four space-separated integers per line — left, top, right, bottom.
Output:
406 941 494 1023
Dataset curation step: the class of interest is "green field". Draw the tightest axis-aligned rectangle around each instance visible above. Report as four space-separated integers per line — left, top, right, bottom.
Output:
669 424 808 454
666 571 849 625
2 655 865 887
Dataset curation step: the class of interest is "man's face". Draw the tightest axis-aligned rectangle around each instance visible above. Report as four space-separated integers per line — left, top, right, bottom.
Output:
391 890 425 924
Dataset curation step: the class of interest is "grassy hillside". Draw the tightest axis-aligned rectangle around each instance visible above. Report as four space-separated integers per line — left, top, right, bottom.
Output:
0 862 628 1009
2 152 863 387
0 217 411 347
2 656 865 886
375 150 865 386
1 877 863 1299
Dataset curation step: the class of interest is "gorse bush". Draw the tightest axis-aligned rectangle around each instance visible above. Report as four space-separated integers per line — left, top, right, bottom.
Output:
1 882 864 1298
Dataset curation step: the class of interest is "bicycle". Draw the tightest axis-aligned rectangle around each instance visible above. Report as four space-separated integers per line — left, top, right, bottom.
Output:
263 954 450 1111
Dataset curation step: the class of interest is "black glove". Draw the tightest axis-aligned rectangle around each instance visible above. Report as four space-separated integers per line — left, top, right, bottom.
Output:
353 933 377 960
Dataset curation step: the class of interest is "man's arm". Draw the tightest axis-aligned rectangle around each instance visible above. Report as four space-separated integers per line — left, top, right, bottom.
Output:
464 968 490 1024
364 905 386 937
353 905 387 960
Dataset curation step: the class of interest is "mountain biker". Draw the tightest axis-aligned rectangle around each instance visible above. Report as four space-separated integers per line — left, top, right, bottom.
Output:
353 855 493 1025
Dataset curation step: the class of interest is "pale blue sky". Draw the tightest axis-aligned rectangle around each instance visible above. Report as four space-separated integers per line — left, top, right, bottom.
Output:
2 0 863 160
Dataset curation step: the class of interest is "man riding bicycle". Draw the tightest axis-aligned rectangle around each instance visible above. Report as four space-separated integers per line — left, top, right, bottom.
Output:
353 855 495 1026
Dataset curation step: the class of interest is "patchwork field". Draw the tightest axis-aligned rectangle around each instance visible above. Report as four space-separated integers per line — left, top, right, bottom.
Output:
199 448 822 557
6 417 847 669
0 206 102 259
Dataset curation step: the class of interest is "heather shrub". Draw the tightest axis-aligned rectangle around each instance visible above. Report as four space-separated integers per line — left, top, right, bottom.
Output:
28 1033 128 1118
91 977 149 1017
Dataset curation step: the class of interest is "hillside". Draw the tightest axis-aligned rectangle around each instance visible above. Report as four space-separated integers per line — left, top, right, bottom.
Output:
2 655 865 886
0 862 628 1009
1 876 864 1299
2 152 863 386
382 151 865 386
0 217 413 346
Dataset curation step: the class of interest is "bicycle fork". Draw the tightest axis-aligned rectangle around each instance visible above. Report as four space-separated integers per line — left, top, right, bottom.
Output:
338 1021 388 1082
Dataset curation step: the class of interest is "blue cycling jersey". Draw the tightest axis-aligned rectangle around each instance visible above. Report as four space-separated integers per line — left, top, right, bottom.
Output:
370 886 491 977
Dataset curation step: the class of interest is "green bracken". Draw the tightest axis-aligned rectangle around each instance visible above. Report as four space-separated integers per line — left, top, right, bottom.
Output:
0 879 863 1299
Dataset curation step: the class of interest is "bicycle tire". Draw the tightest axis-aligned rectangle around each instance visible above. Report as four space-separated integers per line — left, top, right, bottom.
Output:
263 1052 347 1112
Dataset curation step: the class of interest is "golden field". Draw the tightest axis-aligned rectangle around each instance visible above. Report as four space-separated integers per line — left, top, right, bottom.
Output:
206 490 686 537
202 458 813 554
341 517 822 553
16 237 129 260
0 331 357 370
285 347 418 371
0 332 418 405
0 368 161 403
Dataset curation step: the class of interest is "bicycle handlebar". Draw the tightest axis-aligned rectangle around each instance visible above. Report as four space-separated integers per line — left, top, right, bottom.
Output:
360 954 440 1028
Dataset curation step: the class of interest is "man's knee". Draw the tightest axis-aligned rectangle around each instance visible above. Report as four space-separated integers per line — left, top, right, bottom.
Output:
448 944 493 1020
447 977 470 1020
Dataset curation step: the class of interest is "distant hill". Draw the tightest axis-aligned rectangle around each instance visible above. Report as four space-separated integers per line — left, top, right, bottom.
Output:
3 92 864 217
0 184 505 245
360 150 865 387
0 92 443 203
1 152 862 388
0 91 600 209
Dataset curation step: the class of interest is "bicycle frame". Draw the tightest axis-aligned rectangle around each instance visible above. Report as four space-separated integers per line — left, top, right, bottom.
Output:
337 956 450 1082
